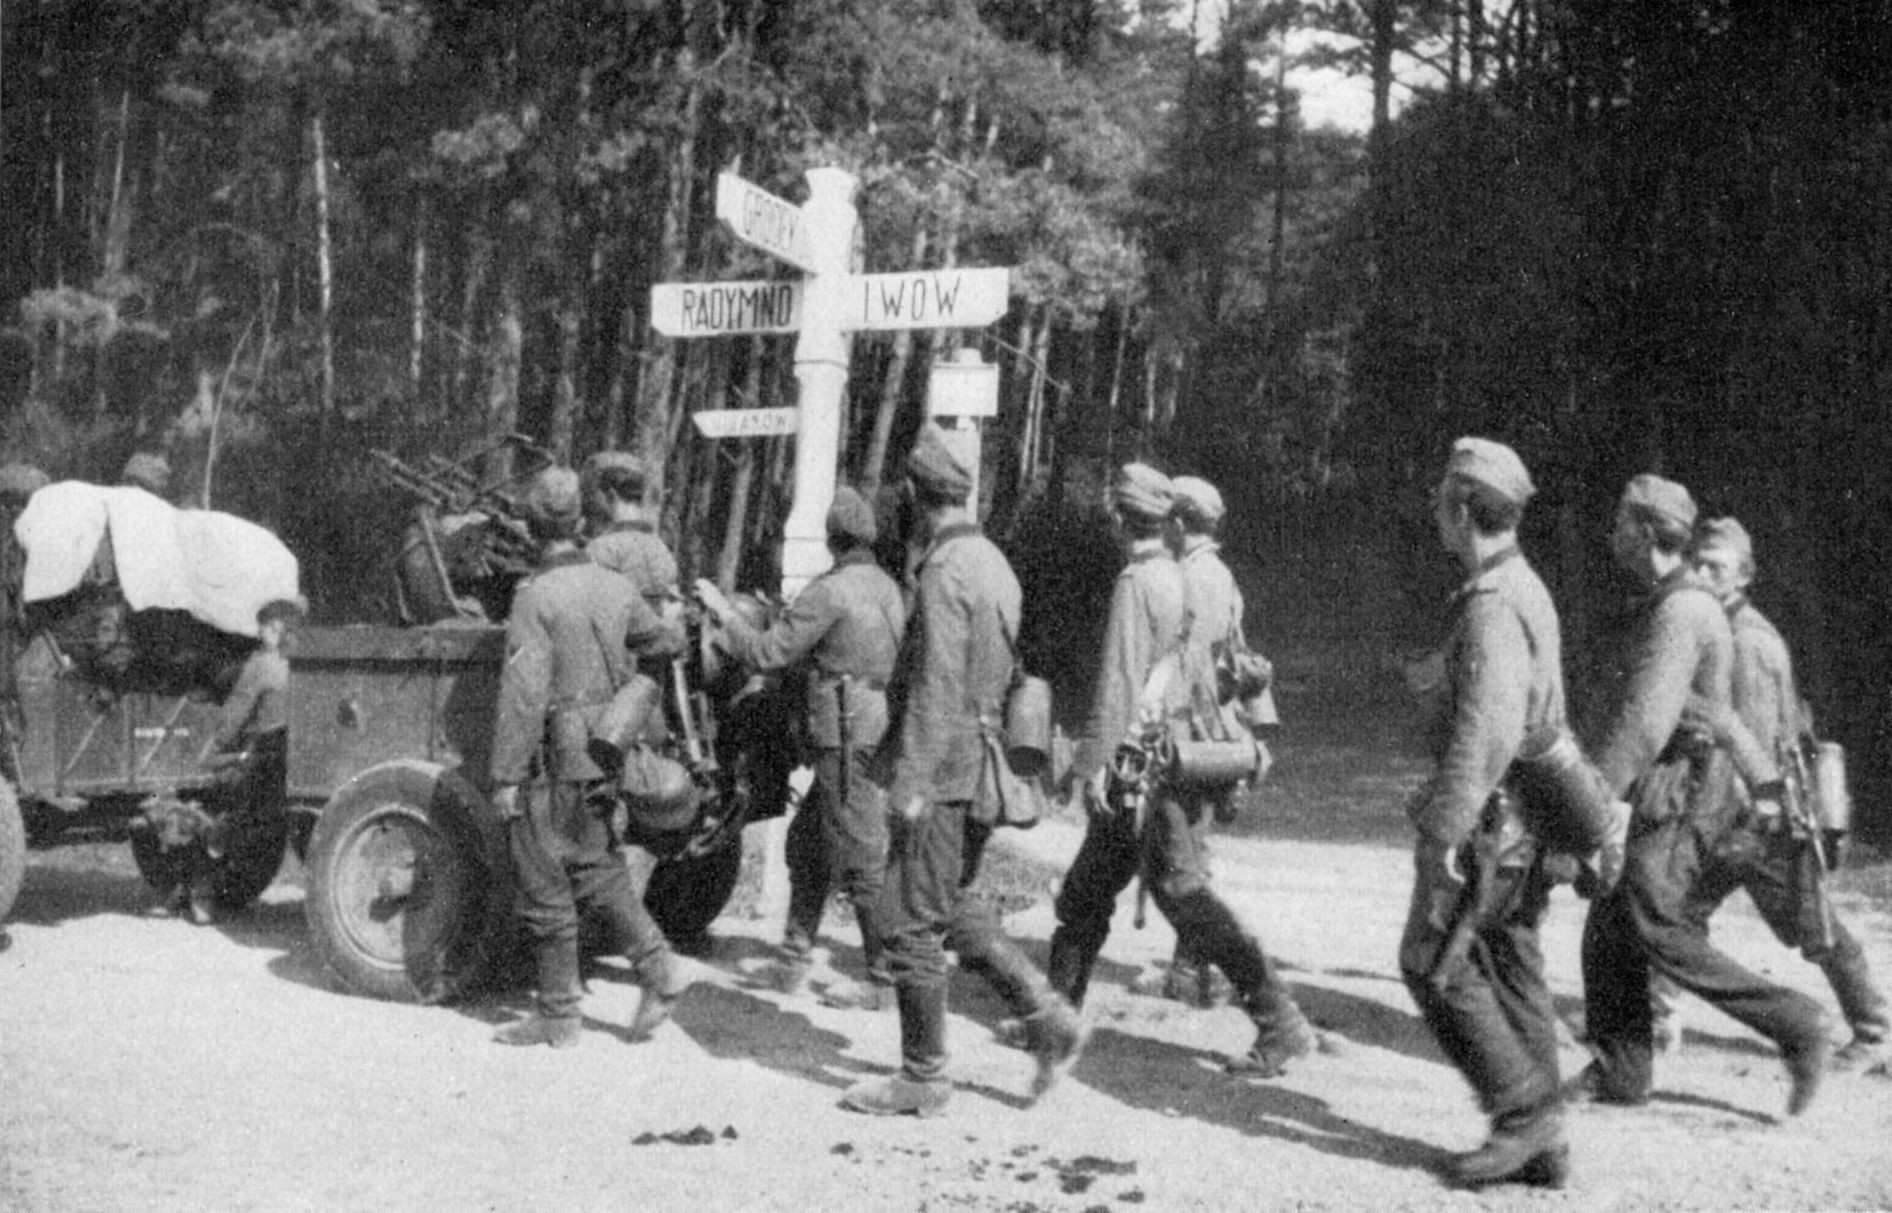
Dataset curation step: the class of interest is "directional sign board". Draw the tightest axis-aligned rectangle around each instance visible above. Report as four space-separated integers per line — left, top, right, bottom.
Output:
692 407 799 439
651 279 802 337
842 267 1009 332
715 172 817 273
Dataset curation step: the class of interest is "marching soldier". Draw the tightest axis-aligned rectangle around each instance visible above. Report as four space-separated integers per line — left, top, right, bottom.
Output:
489 467 690 1049
583 450 679 609
1044 463 1316 1078
1571 476 1830 1114
694 485 907 1009
1650 518 1887 1073
1140 474 1250 1007
1398 439 1570 1189
841 425 1085 1117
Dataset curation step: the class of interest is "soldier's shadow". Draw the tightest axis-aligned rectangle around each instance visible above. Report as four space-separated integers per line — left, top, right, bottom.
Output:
640 981 882 1091
1071 1026 1445 1172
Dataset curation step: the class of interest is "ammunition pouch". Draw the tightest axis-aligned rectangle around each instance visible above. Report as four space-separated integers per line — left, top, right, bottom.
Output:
978 714 1046 829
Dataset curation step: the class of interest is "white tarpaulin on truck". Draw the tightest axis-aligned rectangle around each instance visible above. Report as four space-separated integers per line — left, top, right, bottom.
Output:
13 481 300 638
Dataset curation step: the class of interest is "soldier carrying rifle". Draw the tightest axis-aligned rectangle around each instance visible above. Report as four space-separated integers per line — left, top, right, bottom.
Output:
1646 517 1888 1075
1398 438 1601 1190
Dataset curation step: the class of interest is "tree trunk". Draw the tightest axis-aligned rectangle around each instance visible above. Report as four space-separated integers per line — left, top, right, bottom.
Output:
409 194 427 402
633 48 703 504
310 112 336 438
485 271 523 484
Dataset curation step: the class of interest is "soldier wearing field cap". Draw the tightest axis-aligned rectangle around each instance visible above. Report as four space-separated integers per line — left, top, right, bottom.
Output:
1138 474 1262 1008
1399 437 1579 1189
1647 517 1889 1074
583 450 679 612
1571 475 1831 1116
694 485 907 1009
1043 462 1317 1080
489 466 690 1049
842 425 1085 1117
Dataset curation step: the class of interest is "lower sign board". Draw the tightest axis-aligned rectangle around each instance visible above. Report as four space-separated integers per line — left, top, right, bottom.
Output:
652 279 803 337
692 407 799 439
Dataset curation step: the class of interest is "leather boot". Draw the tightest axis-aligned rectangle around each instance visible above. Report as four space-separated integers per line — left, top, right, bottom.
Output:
1045 929 1097 1010
1450 1108 1568 1189
1227 999 1317 1078
497 942 583 1048
841 983 952 1117
1784 1034 1833 1116
1023 998 1089 1102
629 948 688 1040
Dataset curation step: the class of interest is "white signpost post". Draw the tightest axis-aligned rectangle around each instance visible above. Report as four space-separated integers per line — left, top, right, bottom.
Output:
655 167 1013 595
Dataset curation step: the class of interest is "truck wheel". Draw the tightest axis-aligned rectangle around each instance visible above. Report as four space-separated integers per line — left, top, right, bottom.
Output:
0 776 22 924
645 839 742 950
304 761 508 1003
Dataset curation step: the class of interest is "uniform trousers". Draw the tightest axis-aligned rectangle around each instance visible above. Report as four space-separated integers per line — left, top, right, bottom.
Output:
782 744 891 982
1048 791 1299 1029
1581 815 1827 1100
509 780 668 1019
1671 827 1888 1042
1400 856 1561 1126
875 799 1058 1081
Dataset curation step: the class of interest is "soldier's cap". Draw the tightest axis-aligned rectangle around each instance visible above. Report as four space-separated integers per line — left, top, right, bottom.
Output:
827 485 878 546
585 450 646 481
1620 473 1697 532
1446 437 1535 506
257 596 308 627
1170 475 1224 525
522 466 585 528
1695 516 1753 565
1112 462 1172 521
0 461 49 501
121 452 171 493
906 424 972 502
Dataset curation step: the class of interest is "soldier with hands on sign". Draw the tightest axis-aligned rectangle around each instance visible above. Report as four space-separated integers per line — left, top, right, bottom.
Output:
840 426 1085 1118
488 467 690 1049
1398 439 1577 1189
1571 476 1831 1113
1043 463 1316 1079
694 485 907 1009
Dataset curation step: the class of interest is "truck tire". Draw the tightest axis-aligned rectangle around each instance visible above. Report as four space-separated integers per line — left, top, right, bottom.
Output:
645 838 743 951
304 761 508 1003
0 776 23 925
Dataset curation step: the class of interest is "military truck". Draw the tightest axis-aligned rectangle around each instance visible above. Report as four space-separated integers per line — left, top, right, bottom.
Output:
0 445 794 1001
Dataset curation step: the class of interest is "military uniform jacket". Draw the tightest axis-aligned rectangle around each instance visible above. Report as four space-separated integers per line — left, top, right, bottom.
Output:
588 516 679 606
1179 537 1244 667
1409 549 1565 850
213 648 290 751
884 513 1021 810
720 550 907 750
1585 568 1743 810
1072 538 1189 783
491 550 678 785
1721 597 1803 788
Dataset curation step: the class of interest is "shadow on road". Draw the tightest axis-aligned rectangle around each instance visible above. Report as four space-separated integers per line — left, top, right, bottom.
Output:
10 857 153 925
1070 1025 1445 1173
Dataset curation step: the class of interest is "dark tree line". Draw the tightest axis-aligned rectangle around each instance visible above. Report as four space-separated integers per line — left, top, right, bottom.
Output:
3 1 1892 829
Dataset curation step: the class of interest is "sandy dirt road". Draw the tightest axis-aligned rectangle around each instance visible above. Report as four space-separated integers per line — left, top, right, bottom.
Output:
4 820 1891 1212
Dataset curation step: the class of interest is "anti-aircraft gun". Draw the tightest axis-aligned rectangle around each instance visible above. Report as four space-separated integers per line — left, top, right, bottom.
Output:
372 433 551 624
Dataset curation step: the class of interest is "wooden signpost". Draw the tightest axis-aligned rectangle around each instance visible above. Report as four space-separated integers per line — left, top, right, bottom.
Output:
654 167 1012 594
